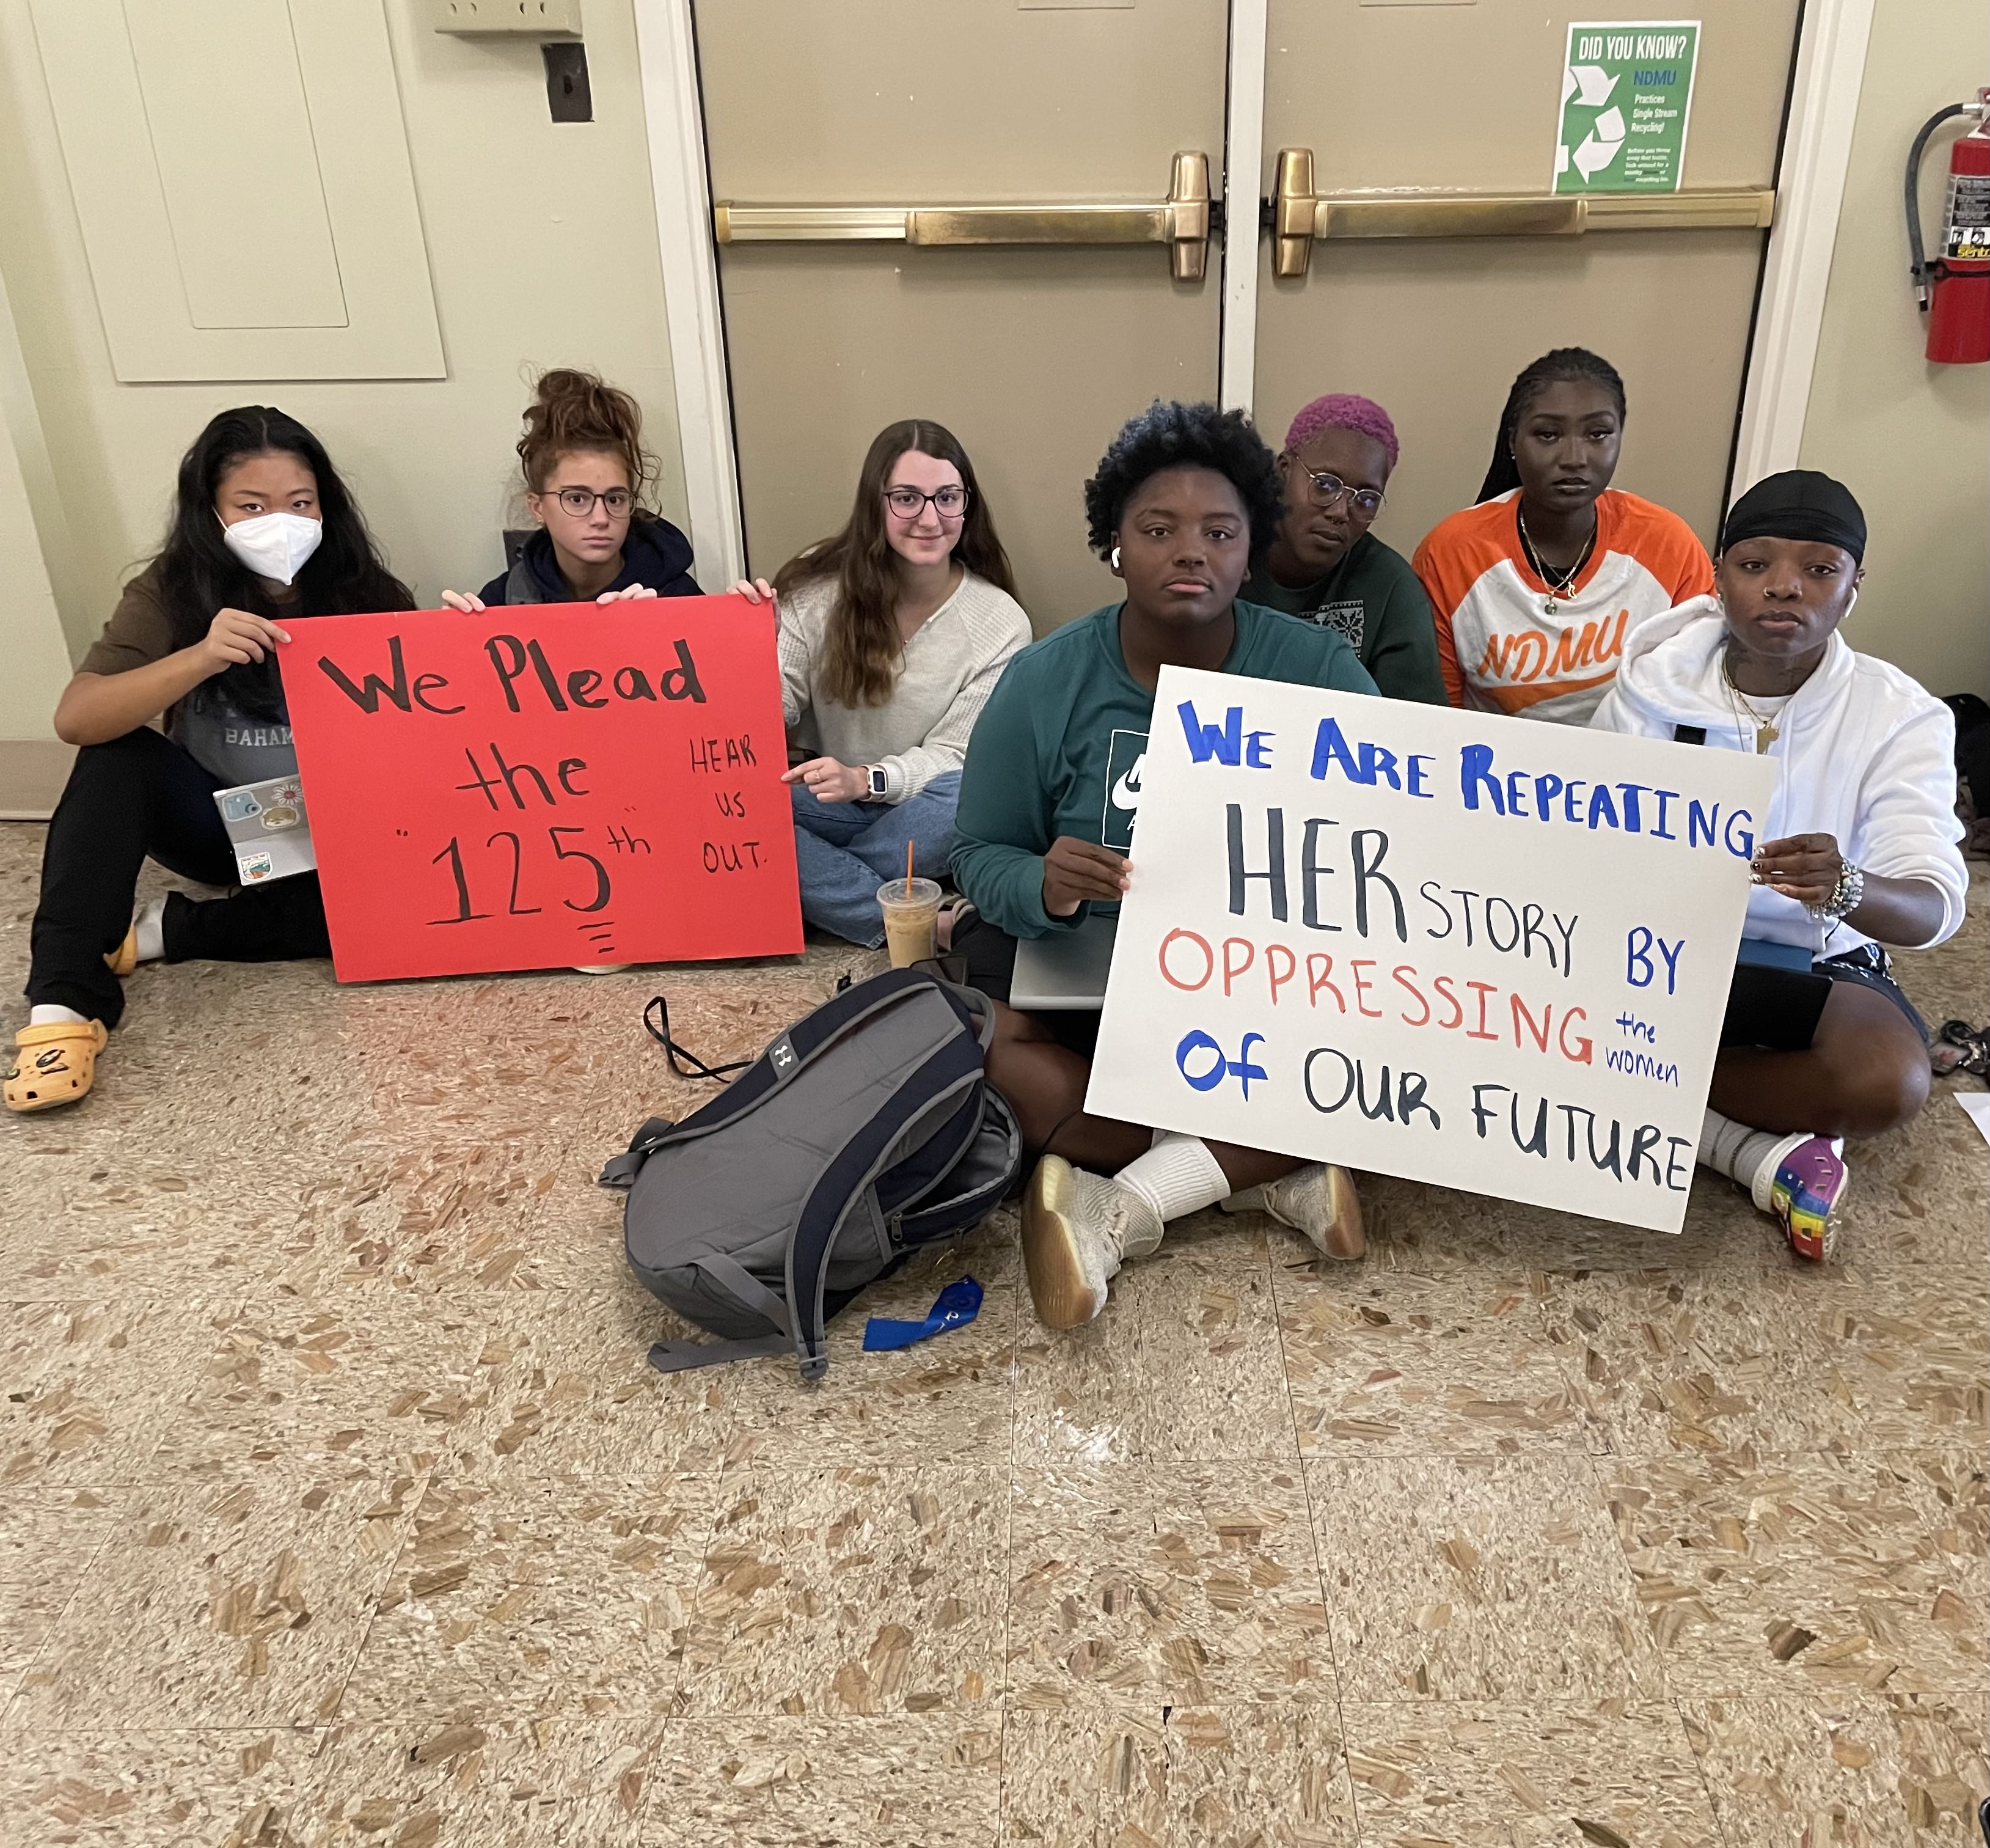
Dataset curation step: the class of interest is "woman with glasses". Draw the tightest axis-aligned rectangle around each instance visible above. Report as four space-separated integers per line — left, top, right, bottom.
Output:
728 419 1030 947
1412 346 1711 725
441 369 698 611
948 402 1377 1332
1242 393 1446 704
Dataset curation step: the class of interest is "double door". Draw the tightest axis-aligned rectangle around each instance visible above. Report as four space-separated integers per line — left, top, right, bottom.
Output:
693 1 1798 628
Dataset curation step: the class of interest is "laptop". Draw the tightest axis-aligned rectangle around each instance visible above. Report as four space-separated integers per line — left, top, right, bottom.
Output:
1010 912 1118 1011
211 774 318 885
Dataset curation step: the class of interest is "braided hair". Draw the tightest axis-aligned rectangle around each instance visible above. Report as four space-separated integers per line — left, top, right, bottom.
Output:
1083 401 1284 561
1476 348 1626 503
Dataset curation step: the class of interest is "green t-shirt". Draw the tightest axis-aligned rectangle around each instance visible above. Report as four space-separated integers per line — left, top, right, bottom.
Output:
951 599 1378 939
1242 530 1446 705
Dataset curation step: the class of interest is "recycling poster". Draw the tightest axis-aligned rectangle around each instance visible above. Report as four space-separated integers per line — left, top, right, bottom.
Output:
1554 20 1700 193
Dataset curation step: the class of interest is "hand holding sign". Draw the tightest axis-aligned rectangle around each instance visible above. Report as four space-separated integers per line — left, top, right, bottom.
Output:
1044 837 1132 917
282 597 802 981
1085 669 1776 1233
1752 833 1844 908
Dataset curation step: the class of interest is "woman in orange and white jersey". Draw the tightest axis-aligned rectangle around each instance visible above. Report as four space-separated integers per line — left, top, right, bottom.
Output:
1413 347 1712 725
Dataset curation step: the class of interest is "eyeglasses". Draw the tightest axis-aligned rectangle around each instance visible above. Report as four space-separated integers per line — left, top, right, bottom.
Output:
546 486 635 519
1293 466 1383 519
883 485 970 521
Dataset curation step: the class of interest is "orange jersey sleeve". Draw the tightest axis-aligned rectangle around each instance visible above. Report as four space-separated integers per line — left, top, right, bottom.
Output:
1413 502 1515 708
1609 493 1715 602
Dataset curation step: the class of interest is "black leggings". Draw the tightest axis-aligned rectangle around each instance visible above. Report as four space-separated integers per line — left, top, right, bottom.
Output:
27 728 330 1028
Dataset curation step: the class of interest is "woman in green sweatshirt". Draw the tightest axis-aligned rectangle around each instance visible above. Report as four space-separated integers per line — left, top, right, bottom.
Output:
950 402 1378 1332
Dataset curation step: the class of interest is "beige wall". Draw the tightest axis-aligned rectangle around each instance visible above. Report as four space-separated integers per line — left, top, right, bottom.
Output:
0 0 689 670
1799 0 1988 699
0 262 76 809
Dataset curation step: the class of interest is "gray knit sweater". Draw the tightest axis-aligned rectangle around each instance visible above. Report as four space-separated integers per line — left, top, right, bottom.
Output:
777 568 1032 802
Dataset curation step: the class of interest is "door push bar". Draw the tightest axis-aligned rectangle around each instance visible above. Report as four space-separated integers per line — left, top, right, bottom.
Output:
1267 147 1776 278
714 152 1214 281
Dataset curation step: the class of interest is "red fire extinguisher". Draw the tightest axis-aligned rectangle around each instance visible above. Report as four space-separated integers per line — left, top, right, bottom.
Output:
1910 89 1990 365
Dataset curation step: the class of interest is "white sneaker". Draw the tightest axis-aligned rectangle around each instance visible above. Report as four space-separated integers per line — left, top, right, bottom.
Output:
1020 1153 1165 1330
571 964 630 975
1221 1162 1365 1260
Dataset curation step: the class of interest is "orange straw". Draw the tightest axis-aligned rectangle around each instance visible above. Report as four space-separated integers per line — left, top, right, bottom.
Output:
905 840 915 898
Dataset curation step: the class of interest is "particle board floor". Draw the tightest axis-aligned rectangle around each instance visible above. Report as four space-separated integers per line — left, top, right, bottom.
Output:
0 820 1983 1846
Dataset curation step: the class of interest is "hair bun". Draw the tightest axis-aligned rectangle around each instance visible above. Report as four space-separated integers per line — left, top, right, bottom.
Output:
518 367 657 502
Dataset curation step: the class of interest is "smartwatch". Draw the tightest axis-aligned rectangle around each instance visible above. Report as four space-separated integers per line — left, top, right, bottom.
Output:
866 765 890 798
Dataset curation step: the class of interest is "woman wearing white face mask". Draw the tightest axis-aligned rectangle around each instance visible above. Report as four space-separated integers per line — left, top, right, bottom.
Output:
5 407 411 1112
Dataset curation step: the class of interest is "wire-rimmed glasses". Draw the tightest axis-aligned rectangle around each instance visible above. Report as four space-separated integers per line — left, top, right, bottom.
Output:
883 485 971 521
1296 468 1383 519
546 486 635 519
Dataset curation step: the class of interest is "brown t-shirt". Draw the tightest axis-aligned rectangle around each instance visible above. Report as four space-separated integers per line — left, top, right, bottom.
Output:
82 565 301 786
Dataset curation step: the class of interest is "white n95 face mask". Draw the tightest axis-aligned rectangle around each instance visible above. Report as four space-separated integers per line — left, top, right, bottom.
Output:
222 511 322 585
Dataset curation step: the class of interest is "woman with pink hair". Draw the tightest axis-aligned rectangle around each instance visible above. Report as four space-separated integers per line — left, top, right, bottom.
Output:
1242 392 1446 703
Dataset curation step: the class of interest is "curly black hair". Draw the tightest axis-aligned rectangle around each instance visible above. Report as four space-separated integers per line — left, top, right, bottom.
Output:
1082 400 1285 560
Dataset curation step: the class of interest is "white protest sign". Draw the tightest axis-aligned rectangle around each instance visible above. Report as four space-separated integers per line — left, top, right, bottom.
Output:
1085 669 1777 1233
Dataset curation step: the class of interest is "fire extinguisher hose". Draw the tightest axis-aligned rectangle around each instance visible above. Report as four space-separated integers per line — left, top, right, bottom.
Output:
1908 103 1969 309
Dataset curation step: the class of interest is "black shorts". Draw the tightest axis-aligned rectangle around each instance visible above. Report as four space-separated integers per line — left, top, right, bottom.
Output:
955 913 1101 1057
1720 944 1926 1051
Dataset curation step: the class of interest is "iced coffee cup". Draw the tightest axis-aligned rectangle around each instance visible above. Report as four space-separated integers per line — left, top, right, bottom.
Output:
877 876 942 968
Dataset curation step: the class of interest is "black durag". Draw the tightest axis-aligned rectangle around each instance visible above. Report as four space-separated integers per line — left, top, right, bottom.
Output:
1720 469 1867 562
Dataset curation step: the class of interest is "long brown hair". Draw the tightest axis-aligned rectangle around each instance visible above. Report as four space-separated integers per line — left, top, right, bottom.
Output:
517 367 659 507
774 419 1016 707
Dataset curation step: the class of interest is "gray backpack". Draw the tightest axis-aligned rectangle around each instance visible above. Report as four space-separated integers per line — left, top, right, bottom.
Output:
600 967 1020 1381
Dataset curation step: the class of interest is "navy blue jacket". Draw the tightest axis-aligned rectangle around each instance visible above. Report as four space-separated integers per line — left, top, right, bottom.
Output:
478 515 700 606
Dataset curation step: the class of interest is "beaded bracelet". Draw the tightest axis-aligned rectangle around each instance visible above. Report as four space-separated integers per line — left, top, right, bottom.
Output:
1807 859 1865 922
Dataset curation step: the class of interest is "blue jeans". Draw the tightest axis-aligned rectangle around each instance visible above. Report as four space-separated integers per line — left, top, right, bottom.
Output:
790 771 960 947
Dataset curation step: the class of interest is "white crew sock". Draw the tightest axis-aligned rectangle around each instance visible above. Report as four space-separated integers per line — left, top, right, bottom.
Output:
1114 1132 1232 1230
1698 1108 1809 1213
27 1004 88 1027
133 898 167 964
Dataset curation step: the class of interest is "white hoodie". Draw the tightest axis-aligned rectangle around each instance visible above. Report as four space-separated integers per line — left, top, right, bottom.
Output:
1592 596 1966 955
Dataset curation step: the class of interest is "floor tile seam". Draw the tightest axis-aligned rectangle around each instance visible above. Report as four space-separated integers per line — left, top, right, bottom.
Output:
1566 1439 1687 1711
1262 1226 1352 1754
1522 1273 1627 1460
667 1440 775 1717
1592 1439 1990 1470
316 1468 436 1731
0 1718 335 1740
1 1287 252 1312
0 1486 134 1730
1672 1686 1746 1848
1267 1242 1374 1841
996 1375 1018 1848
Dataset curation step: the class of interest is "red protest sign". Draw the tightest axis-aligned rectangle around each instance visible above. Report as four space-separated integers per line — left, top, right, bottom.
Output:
281 597 803 981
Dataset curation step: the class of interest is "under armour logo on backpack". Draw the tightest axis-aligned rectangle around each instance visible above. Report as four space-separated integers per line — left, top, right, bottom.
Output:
770 1040 796 1073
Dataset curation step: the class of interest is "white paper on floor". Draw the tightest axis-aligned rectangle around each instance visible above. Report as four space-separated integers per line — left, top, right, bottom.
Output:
1956 1091 1990 1148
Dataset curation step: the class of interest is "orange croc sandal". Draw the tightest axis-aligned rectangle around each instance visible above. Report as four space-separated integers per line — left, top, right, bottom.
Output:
104 925 139 977
4 1019 109 1112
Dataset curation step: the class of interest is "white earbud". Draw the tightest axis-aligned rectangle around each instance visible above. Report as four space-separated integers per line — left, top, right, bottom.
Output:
1109 546 1121 571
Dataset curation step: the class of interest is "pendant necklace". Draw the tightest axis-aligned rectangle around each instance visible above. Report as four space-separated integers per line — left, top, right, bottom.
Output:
1721 654 1782 754
1516 510 1596 617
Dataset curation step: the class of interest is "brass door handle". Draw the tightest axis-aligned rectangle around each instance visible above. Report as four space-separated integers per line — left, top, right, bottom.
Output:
1268 146 1774 277
715 152 1213 281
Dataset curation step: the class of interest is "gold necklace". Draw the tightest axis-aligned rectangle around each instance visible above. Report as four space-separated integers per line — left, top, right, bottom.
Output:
1516 510 1595 617
1721 655 1783 753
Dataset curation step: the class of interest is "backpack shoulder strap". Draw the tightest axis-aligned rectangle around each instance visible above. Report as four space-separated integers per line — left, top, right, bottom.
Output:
631 970 956 1160
646 1253 796 1373
785 1027 986 1380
